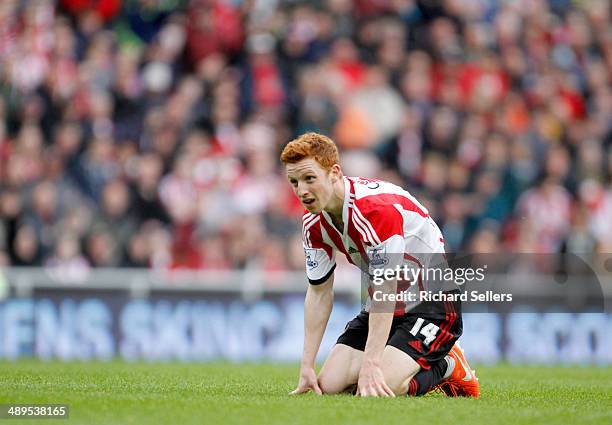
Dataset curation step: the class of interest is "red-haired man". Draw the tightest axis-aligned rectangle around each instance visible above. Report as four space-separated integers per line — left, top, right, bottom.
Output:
281 132 479 398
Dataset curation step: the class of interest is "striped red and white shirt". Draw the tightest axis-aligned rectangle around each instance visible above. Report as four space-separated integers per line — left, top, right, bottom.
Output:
302 176 446 314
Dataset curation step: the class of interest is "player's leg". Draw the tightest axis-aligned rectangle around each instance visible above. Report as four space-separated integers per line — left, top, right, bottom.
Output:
382 339 452 396
317 343 362 394
317 311 369 394
319 309 478 396
378 337 455 397
380 345 421 395
406 358 450 395
385 302 467 396
320 336 422 396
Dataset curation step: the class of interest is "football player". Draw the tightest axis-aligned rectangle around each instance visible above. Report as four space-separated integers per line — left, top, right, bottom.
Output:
281 132 479 398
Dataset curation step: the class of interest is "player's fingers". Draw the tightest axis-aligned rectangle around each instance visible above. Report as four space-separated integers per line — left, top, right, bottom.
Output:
379 381 395 397
381 381 396 397
373 383 390 397
289 386 307 395
312 381 323 395
356 386 365 397
360 385 375 397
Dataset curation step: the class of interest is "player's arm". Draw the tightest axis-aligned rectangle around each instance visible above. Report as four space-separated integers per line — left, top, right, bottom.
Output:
290 272 334 395
357 276 397 397
358 231 405 397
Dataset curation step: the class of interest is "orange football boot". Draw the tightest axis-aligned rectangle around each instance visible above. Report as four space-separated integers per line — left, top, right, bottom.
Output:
437 341 480 398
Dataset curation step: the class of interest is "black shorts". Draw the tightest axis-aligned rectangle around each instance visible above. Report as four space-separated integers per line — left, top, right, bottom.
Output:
336 299 462 370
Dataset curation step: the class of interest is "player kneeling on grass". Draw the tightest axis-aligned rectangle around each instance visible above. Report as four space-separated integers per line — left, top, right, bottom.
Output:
281 133 480 398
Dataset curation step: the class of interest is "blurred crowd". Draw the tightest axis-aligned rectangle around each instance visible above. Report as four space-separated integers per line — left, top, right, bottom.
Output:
0 0 611 274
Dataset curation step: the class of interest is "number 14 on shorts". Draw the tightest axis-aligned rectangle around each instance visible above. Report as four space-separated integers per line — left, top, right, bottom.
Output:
409 318 440 346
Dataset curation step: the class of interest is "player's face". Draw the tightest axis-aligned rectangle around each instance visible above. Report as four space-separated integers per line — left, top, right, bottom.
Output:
286 158 336 214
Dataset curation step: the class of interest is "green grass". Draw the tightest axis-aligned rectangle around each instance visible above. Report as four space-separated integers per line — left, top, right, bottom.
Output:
0 361 611 425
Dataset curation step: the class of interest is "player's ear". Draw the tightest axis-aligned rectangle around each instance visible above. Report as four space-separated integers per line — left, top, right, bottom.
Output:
329 164 342 182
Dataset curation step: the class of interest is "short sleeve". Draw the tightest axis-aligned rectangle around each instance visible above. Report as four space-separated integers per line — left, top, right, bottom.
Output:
303 214 336 285
303 246 336 285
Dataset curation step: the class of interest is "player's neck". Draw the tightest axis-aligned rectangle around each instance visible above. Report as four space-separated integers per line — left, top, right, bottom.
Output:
324 177 345 222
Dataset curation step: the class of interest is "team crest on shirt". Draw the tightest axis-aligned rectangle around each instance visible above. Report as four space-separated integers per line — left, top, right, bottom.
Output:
367 245 389 267
304 248 319 270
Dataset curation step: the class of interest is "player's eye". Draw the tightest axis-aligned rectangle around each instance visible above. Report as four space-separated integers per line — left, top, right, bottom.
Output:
305 176 315 182
289 179 298 186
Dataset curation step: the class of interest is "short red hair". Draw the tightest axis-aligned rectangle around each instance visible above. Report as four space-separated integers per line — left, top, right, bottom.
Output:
280 132 340 170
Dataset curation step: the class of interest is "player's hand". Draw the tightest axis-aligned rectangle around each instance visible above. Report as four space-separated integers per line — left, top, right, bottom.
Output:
357 364 395 397
290 367 322 395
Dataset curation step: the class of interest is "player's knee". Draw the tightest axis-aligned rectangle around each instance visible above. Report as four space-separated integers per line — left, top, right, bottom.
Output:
381 346 420 395
381 362 413 395
384 372 409 396
317 372 347 395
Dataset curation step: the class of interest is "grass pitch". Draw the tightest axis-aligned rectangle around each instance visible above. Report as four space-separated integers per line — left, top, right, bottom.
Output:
1 361 611 425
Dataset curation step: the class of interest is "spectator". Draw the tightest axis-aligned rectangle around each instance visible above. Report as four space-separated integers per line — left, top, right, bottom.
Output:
45 233 90 280
0 0 610 272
